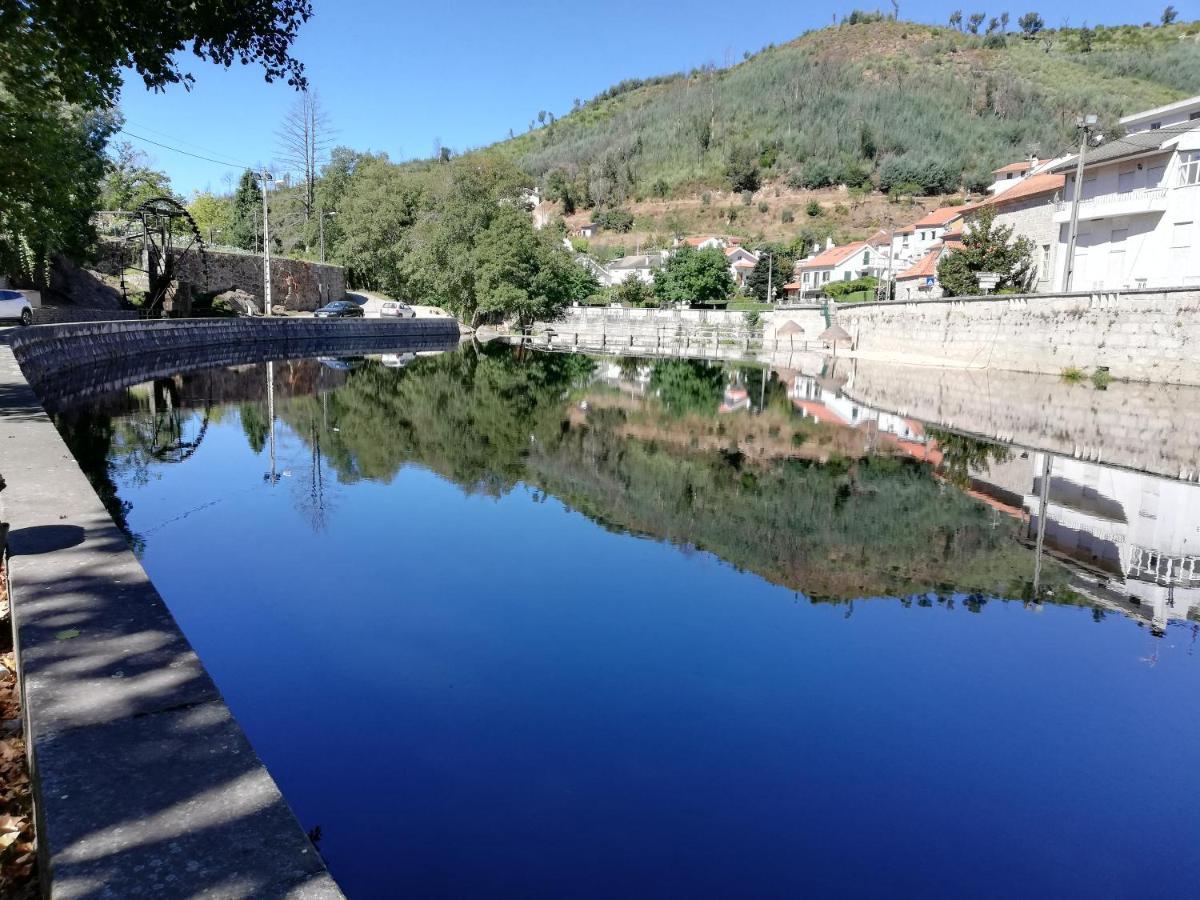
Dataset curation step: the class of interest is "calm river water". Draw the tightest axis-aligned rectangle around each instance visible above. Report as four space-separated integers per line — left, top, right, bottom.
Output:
53 346 1200 898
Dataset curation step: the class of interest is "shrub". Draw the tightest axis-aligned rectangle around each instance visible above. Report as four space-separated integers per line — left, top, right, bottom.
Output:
725 145 761 192
595 207 634 233
701 192 711 206
758 201 770 213
780 208 795 223
806 200 821 217
741 189 754 205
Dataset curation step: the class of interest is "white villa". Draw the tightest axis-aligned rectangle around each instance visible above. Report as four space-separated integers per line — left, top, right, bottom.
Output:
1049 94 1200 291
786 240 876 299
724 245 759 287
594 252 669 287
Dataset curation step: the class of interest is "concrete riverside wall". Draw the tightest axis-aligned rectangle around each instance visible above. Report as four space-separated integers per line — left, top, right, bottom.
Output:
832 287 1200 385
95 239 347 312
837 358 1200 482
11 317 460 407
0 318 456 896
31 306 139 325
0 345 345 897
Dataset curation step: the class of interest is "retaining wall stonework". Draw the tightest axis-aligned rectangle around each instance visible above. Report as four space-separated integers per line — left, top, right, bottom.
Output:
831 287 1200 385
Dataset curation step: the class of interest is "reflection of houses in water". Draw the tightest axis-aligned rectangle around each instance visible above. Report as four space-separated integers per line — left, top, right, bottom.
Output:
719 386 751 413
787 372 934 456
1023 454 1200 635
593 361 653 396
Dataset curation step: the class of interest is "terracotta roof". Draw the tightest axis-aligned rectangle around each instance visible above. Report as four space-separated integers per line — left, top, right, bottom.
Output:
732 259 756 268
979 172 1065 208
783 281 802 290
865 228 891 248
797 241 868 270
943 239 965 252
912 204 975 229
894 224 914 235
792 399 849 425
897 248 942 281
992 160 1034 175
683 235 721 246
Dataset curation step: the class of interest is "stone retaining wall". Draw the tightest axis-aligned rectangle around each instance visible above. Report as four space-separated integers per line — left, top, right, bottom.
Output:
831 287 1200 385
31 306 139 325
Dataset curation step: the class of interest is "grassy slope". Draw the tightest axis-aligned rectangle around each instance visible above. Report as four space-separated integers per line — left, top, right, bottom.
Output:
489 20 1200 196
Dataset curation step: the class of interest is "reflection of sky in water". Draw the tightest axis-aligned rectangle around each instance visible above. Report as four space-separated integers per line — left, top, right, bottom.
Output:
55 350 1200 899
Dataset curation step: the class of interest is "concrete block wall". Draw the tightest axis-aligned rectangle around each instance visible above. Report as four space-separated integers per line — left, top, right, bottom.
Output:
834 288 1200 385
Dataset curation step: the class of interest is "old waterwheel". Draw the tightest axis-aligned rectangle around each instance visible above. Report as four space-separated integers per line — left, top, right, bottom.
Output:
117 197 209 317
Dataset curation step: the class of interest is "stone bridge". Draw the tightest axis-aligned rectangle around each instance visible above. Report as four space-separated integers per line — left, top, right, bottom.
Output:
94 238 346 312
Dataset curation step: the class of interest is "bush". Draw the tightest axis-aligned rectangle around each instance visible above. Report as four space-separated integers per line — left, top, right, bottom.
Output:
725 145 761 192
651 177 670 198
879 155 960 195
822 275 878 299
757 201 769 213
595 207 634 233
806 200 821 217
741 189 754 205
701 192 711 206
780 208 795 223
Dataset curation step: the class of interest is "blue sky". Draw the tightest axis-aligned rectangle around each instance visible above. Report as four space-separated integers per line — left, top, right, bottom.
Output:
117 0 1189 195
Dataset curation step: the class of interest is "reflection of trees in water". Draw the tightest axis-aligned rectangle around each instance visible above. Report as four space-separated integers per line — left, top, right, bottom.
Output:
927 427 1013 489
648 359 725 417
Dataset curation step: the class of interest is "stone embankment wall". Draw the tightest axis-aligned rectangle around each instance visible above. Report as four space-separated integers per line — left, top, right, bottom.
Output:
829 287 1200 385
94 239 346 311
31 306 139 325
838 358 1200 482
545 306 826 356
12 317 460 409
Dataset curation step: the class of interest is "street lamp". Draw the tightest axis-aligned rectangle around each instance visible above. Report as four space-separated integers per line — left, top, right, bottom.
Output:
1062 114 1099 292
256 171 274 317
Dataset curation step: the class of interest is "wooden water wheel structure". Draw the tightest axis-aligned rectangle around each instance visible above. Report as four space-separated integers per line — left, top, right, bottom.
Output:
117 197 209 317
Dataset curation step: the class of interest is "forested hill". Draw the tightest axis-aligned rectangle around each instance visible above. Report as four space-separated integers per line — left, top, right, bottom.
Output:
489 19 1200 202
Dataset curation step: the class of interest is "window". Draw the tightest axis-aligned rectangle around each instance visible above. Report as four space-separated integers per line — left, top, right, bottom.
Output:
1040 244 1050 279
1151 121 1162 130
1147 164 1167 187
822 271 830 283
1117 168 1135 192
1179 152 1200 187
843 271 852 281
1192 111 1200 121
863 250 870 265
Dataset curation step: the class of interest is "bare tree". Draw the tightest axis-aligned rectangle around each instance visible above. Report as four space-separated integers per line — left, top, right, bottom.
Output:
275 89 333 221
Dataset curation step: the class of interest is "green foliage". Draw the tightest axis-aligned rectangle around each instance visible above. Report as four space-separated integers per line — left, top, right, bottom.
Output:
613 274 656 307
653 246 734 307
1018 12 1044 36
780 208 794 223
745 247 796 303
99 142 174 211
822 275 878 299
879 155 958 195
595 207 634 232
1090 368 1113 389
936 206 1035 296
229 170 263 251
1060 366 1086 383
724 145 761 192
187 192 235 244
648 360 725 416
806 200 822 217
472 204 595 327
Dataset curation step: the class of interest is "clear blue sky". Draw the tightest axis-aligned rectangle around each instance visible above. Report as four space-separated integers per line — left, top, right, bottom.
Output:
117 0 1189 195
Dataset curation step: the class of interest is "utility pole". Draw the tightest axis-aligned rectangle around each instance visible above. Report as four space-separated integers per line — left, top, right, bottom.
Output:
319 208 326 264
260 171 274 317
264 360 278 486
1062 115 1097 292
882 227 896 301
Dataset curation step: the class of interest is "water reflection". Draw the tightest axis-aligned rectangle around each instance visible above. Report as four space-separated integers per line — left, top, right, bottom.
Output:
54 346 1200 636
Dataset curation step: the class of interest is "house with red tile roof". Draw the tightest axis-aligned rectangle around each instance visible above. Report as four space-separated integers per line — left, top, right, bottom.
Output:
785 240 878 299
989 158 1038 196
971 169 1066 291
895 244 947 301
724 245 759 286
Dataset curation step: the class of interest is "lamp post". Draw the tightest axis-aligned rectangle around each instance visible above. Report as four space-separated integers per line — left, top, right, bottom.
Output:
258 171 274 317
1062 114 1098 292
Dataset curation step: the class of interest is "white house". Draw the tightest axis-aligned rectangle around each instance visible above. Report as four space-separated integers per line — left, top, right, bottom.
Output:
886 204 974 275
894 244 947 300
786 240 876 299
974 171 1065 292
1049 94 1200 291
598 252 668 286
988 158 1037 196
724 245 759 287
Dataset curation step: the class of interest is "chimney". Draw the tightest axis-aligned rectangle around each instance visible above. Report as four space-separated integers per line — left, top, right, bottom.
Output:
825 236 834 250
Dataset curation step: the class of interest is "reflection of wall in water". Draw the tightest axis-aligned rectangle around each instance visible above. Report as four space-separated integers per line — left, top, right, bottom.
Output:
1025 453 1200 633
789 374 929 446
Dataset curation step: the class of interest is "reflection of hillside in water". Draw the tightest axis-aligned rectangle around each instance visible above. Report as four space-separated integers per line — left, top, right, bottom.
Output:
55 347 1200 632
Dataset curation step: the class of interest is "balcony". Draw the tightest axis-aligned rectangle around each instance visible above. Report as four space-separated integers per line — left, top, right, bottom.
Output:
1053 187 1169 223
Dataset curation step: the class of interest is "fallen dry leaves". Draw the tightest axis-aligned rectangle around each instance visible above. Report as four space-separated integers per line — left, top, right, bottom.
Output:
0 559 39 899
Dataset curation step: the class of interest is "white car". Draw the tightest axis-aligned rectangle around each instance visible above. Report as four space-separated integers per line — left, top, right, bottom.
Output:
0 290 32 326
381 352 416 368
379 300 416 318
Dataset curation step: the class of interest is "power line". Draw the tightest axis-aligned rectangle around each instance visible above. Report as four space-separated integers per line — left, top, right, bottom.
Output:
121 119 261 167
117 127 254 171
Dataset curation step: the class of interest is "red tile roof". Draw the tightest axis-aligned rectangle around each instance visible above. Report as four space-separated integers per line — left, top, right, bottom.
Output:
992 160 1034 175
865 228 891 248
683 235 721 247
796 240 868 270
897 248 942 281
912 204 975 229
979 172 1065 208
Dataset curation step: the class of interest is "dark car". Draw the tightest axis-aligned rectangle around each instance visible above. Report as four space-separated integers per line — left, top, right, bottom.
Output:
313 301 364 319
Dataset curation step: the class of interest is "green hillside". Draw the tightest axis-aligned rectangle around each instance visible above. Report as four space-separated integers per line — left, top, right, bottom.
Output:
491 19 1200 204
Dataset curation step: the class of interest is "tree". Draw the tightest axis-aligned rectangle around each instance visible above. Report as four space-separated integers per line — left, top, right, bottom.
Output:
936 206 1035 296
999 11 1010 30
1162 6 1178 25
613 274 655 307
230 170 263 251
724 145 761 193
967 12 987 33
653 246 734 307
1018 12 1044 35
949 9 964 29
188 192 235 244
276 89 333 223
648 360 725 417
472 204 596 327
0 0 309 283
745 247 796 303
98 141 174 211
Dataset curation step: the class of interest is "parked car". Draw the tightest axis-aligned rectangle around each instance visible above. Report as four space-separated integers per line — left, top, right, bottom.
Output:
313 300 364 319
0 290 33 326
379 301 416 318
381 352 416 368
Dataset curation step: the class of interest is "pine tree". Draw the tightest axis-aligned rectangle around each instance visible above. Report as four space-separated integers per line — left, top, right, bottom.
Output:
230 170 262 251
